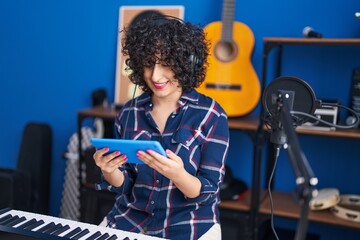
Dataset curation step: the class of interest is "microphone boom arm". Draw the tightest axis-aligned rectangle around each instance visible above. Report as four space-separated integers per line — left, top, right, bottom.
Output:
274 91 318 240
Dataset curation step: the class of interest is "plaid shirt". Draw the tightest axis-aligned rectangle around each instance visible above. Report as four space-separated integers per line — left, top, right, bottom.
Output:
96 90 229 239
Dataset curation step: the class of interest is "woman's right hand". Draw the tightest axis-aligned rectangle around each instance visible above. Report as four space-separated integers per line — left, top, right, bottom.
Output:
93 148 128 174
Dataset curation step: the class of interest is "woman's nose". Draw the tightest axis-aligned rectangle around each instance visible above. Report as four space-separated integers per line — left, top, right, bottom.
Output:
151 63 163 80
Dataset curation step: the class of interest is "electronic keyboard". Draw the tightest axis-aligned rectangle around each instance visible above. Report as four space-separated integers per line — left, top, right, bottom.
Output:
0 208 165 240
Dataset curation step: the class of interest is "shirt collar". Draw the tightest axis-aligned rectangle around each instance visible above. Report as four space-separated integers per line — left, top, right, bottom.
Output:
137 90 200 109
179 90 199 106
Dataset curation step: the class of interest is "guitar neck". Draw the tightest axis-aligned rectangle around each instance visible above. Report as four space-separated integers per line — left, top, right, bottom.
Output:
221 0 236 42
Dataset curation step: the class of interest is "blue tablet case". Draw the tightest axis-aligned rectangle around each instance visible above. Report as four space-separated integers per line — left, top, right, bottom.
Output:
90 138 166 164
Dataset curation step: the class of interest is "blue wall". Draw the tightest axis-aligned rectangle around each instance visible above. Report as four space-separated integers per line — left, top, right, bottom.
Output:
1 0 360 238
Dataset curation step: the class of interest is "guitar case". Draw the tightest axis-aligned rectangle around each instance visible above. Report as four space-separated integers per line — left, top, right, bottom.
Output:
0 122 52 214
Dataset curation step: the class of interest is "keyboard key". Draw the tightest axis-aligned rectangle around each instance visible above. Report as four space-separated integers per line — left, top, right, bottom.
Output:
2 216 19 226
7 216 26 227
36 222 55 233
107 234 118 239
96 233 110 240
85 231 102 240
16 218 37 229
0 214 12 224
63 226 82 238
0 208 11 215
44 223 63 234
23 219 45 230
72 228 90 239
51 224 70 236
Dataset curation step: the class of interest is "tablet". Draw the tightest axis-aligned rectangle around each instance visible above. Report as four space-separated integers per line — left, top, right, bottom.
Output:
90 138 167 164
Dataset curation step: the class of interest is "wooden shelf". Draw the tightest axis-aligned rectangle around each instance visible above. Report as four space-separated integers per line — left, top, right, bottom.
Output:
259 191 360 230
220 191 252 212
219 190 269 212
228 115 360 139
295 127 360 139
264 37 360 46
78 105 117 120
228 115 259 131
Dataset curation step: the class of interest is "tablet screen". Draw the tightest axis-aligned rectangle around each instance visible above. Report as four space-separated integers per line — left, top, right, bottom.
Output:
90 138 166 164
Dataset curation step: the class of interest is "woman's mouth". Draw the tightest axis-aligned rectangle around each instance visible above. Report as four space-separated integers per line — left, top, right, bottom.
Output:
153 81 168 90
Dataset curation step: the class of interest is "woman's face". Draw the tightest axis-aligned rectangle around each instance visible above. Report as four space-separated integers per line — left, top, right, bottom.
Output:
143 61 182 102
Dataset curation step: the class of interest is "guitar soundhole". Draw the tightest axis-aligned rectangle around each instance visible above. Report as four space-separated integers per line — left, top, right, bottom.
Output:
214 41 238 62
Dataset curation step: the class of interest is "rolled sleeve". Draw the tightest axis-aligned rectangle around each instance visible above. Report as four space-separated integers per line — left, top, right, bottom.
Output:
184 176 218 203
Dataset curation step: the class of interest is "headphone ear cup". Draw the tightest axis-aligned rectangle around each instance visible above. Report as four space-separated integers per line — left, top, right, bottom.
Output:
189 54 202 73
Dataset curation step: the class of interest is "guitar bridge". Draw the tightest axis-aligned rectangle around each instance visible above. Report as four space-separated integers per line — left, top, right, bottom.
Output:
205 83 241 90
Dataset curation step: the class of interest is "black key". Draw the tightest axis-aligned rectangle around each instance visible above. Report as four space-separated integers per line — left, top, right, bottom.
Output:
23 220 45 230
36 222 55 233
71 228 90 239
85 231 102 240
17 218 37 229
44 223 63 234
0 208 11 215
2 216 19 226
122 237 129 240
107 234 117 240
7 216 26 227
63 227 82 238
51 224 70 236
96 233 110 240
0 214 12 224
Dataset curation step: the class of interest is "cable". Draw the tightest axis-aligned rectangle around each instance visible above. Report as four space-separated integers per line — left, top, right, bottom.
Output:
122 85 138 139
291 102 359 129
268 146 280 240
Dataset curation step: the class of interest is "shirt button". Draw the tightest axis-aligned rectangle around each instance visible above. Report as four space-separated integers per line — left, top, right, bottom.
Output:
156 180 160 184
151 201 155 205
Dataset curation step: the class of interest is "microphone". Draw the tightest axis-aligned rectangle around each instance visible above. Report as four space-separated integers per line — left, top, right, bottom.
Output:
303 26 323 38
262 76 318 158
263 76 318 128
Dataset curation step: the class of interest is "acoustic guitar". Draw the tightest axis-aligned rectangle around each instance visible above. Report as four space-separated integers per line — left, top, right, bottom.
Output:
197 0 260 117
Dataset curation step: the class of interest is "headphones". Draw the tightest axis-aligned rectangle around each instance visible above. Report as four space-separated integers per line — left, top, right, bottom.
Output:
150 14 203 74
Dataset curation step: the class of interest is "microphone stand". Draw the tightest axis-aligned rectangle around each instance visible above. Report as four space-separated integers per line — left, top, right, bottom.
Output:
270 91 318 240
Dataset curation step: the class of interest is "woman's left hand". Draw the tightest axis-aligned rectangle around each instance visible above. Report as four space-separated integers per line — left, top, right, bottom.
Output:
137 149 201 198
136 149 185 181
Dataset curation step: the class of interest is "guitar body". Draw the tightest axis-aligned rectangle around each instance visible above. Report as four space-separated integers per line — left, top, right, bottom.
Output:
198 21 261 117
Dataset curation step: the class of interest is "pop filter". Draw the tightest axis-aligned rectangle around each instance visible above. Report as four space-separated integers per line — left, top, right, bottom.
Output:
262 76 319 125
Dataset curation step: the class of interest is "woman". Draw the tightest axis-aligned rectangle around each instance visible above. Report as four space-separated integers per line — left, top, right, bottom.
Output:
94 15 229 240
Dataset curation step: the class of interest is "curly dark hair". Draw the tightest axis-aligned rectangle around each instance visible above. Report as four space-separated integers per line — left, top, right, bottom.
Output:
121 15 210 93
